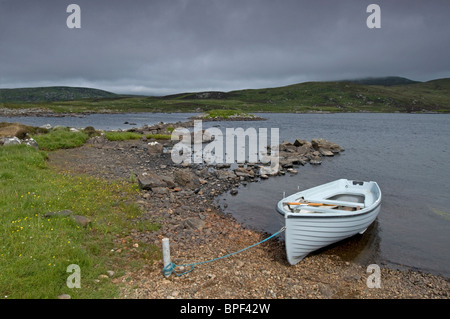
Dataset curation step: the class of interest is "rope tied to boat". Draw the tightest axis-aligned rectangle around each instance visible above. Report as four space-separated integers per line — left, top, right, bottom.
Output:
162 226 286 277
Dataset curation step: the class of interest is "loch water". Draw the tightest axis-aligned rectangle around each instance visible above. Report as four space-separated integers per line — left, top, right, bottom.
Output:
212 113 450 277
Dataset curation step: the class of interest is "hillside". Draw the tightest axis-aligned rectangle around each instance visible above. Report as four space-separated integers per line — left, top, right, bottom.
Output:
1 77 449 113
343 76 421 86
0 86 117 103
144 77 450 113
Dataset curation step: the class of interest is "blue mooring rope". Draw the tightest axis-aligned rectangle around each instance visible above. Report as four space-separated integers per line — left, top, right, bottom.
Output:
162 226 286 277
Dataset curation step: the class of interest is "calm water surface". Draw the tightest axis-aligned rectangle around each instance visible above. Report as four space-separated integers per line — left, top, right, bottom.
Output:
212 113 450 277
2 112 449 277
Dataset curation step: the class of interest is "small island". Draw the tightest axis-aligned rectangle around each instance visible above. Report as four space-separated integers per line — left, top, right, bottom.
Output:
189 109 266 121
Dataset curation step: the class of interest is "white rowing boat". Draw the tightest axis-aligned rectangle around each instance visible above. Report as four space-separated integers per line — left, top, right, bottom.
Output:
276 179 382 265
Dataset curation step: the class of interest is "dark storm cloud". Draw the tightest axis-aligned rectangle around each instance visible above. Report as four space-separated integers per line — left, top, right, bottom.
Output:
1 0 449 95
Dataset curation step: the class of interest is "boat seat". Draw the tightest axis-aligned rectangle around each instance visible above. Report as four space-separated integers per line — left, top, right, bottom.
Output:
300 199 365 208
292 205 361 213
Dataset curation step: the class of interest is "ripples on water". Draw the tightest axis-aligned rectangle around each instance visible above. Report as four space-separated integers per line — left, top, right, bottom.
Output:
209 113 450 277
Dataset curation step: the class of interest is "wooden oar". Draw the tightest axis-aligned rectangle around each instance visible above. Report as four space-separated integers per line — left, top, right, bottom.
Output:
284 202 336 207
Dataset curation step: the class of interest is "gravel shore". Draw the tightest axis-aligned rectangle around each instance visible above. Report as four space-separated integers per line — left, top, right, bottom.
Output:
47 134 449 299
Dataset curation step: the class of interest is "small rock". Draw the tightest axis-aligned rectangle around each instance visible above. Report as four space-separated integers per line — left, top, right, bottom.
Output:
24 138 39 149
40 124 52 130
58 294 71 299
1 137 21 146
173 169 200 189
137 172 167 190
319 148 334 157
293 139 309 147
148 141 163 154
183 217 205 231
72 215 91 228
318 283 334 298
312 138 344 153
234 167 254 178
152 187 169 195
44 210 73 218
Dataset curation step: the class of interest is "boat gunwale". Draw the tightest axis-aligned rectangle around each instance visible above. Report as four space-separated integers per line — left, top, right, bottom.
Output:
278 200 381 219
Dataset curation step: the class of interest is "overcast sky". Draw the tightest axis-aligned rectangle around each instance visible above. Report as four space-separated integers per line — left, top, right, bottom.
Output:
1 0 449 95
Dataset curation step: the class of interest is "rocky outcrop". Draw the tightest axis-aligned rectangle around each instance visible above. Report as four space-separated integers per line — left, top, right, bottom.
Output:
0 136 39 149
133 136 344 196
276 138 344 169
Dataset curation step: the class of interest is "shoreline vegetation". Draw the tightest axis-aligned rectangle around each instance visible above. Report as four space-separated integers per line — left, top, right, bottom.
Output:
1 120 449 299
0 144 159 298
1 77 450 115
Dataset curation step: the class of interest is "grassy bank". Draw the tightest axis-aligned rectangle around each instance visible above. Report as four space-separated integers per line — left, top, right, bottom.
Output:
104 131 172 141
0 145 161 298
30 127 171 151
32 128 89 151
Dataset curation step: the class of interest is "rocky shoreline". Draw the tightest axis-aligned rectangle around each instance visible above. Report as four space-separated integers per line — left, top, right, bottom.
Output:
2 119 448 298
189 113 267 122
0 107 119 117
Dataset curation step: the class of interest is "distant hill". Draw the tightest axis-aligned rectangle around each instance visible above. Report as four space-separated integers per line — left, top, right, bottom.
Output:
153 77 450 113
343 76 421 86
0 86 117 103
1 77 449 113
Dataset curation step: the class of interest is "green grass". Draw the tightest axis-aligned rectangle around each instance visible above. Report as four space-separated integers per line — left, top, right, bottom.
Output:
145 134 171 140
104 131 142 141
30 129 172 151
32 129 89 151
104 131 172 141
0 145 161 298
202 109 254 119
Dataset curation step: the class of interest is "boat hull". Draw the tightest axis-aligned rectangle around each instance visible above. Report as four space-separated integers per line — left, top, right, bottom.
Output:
284 204 381 265
277 179 382 265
